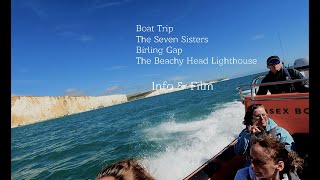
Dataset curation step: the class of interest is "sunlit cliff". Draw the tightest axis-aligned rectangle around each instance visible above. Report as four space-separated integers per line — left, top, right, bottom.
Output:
11 95 128 128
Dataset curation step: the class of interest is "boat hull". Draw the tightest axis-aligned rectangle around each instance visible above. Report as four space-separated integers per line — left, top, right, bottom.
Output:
244 92 309 134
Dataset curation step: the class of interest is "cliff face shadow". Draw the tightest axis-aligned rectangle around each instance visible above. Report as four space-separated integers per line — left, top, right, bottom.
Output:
126 90 156 101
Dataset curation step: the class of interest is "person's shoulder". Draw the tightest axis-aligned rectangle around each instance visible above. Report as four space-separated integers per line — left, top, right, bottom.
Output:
275 126 290 134
268 119 291 135
287 68 303 77
261 72 272 82
234 167 250 179
269 119 289 133
238 128 249 136
268 117 277 125
287 68 297 74
236 166 250 173
288 172 301 180
273 126 294 143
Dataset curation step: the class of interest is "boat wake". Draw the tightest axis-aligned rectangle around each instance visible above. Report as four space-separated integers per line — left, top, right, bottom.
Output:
142 101 245 180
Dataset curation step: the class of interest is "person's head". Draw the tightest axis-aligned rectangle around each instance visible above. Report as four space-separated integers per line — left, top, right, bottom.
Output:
267 56 283 74
243 104 268 129
249 134 303 179
96 159 155 180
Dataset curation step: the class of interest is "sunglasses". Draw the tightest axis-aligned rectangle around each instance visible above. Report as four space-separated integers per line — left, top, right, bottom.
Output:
252 113 267 119
267 60 280 66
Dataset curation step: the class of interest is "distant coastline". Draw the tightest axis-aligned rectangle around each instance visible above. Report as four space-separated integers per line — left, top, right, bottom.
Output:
11 77 229 128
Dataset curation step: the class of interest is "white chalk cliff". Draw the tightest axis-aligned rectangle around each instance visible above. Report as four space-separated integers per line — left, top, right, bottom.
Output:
11 95 128 128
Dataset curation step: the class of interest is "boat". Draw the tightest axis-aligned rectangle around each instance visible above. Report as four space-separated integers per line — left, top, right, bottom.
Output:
183 67 310 180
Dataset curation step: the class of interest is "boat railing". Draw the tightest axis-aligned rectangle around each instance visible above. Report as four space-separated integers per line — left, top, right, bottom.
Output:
236 74 309 104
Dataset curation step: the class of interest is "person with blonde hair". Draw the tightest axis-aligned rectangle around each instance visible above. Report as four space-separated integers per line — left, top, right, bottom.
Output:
96 159 155 180
234 134 304 180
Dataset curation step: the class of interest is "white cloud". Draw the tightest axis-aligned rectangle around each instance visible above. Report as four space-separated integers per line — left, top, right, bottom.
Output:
64 88 87 96
105 86 121 93
24 1 48 18
92 0 132 9
104 66 128 71
55 24 93 43
251 34 264 40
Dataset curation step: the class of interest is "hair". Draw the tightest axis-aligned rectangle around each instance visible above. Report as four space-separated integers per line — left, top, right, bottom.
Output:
96 159 155 180
243 104 265 125
251 134 304 175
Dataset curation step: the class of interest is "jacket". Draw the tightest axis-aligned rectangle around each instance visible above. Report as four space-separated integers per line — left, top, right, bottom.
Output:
256 68 308 95
234 166 301 180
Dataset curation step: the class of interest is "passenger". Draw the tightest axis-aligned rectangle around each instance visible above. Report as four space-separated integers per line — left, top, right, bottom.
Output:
234 134 303 180
256 55 309 95
234 104 295 166
96 159 155 180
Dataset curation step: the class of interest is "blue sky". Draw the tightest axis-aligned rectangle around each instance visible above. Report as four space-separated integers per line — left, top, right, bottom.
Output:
11 0 309 96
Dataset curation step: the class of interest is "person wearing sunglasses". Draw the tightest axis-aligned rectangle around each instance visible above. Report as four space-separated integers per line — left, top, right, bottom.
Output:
234 134 303 180
234 104 295 167
256 55 308 95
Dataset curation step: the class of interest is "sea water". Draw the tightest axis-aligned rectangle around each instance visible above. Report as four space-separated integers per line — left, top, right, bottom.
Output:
11 74 257 180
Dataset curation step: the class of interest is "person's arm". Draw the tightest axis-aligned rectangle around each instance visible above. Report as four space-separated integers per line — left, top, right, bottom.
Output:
234 129 252 154
290 69 309 93
256 77 269 95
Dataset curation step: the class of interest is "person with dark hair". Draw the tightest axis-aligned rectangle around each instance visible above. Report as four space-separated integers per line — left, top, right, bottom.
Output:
256 55 308 95
234 134 303 180
96 159 155 180
234 104 295 166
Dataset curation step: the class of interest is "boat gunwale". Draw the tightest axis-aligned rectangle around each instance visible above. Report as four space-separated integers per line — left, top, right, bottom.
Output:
237 77 309 89
183 139 238 180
